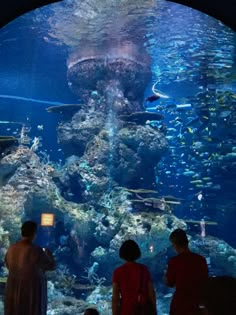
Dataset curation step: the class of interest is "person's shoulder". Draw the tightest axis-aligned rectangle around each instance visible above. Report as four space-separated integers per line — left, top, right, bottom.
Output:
27 243 44 256
168 255 179 264
6 243 15 253
6 240 25 255
139 263 150 272
191 252 207 263
8 240 21 249
113 264 124 274
112 264 125 281
139 263 152 278
191 251 205 259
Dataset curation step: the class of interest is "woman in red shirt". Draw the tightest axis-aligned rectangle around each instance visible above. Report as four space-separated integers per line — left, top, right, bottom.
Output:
112 240 157 315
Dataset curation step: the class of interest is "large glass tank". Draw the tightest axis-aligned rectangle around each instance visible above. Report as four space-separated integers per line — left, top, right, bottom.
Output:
0 0 236 314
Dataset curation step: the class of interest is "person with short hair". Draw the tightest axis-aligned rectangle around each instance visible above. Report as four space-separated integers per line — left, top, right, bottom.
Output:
84 308 99 315
165 228 208 315
4 221 55 315
112 239 157 315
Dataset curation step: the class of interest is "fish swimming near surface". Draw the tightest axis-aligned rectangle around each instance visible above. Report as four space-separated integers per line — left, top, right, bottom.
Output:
145 80 170 103
145 94 161 103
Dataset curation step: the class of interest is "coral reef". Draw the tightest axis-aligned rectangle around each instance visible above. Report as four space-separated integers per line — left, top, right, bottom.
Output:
58 110 105 157
0 223 10 259
91 211 186 276
47 295 86 315
0 146 91 244
58 110 168 195
190 236 236 278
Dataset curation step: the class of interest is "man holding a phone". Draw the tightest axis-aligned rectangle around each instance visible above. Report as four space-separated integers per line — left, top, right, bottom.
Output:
4 221 55 315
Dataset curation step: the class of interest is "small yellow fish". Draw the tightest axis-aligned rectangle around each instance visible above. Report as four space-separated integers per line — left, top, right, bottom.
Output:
209 153 219 159
204 137 212 142
190 180 203 184
187 127 194 134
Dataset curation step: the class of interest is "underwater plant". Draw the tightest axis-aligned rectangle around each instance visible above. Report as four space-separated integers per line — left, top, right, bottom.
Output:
82 262 106 286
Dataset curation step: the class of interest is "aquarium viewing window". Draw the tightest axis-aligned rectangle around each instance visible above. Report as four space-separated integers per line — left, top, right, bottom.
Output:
0 0 236 314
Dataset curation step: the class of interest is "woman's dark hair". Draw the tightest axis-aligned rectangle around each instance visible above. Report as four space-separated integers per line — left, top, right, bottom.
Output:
84 308 99 315
21 221 37 237
119 240 141 261
169 228 188 247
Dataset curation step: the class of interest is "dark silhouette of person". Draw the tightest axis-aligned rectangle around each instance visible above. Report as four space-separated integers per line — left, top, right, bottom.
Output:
84 308 99 315
202 276 236 315
4 221 55 315
165 229 208 315
112 239 157 315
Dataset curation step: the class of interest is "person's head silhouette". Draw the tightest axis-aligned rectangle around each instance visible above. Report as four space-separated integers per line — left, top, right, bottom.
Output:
21 221 37 241
84 308 99 315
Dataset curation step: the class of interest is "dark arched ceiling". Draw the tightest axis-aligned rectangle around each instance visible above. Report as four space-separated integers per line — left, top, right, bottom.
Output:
0 0 62 28
167 0 236 32
0 0 235 32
